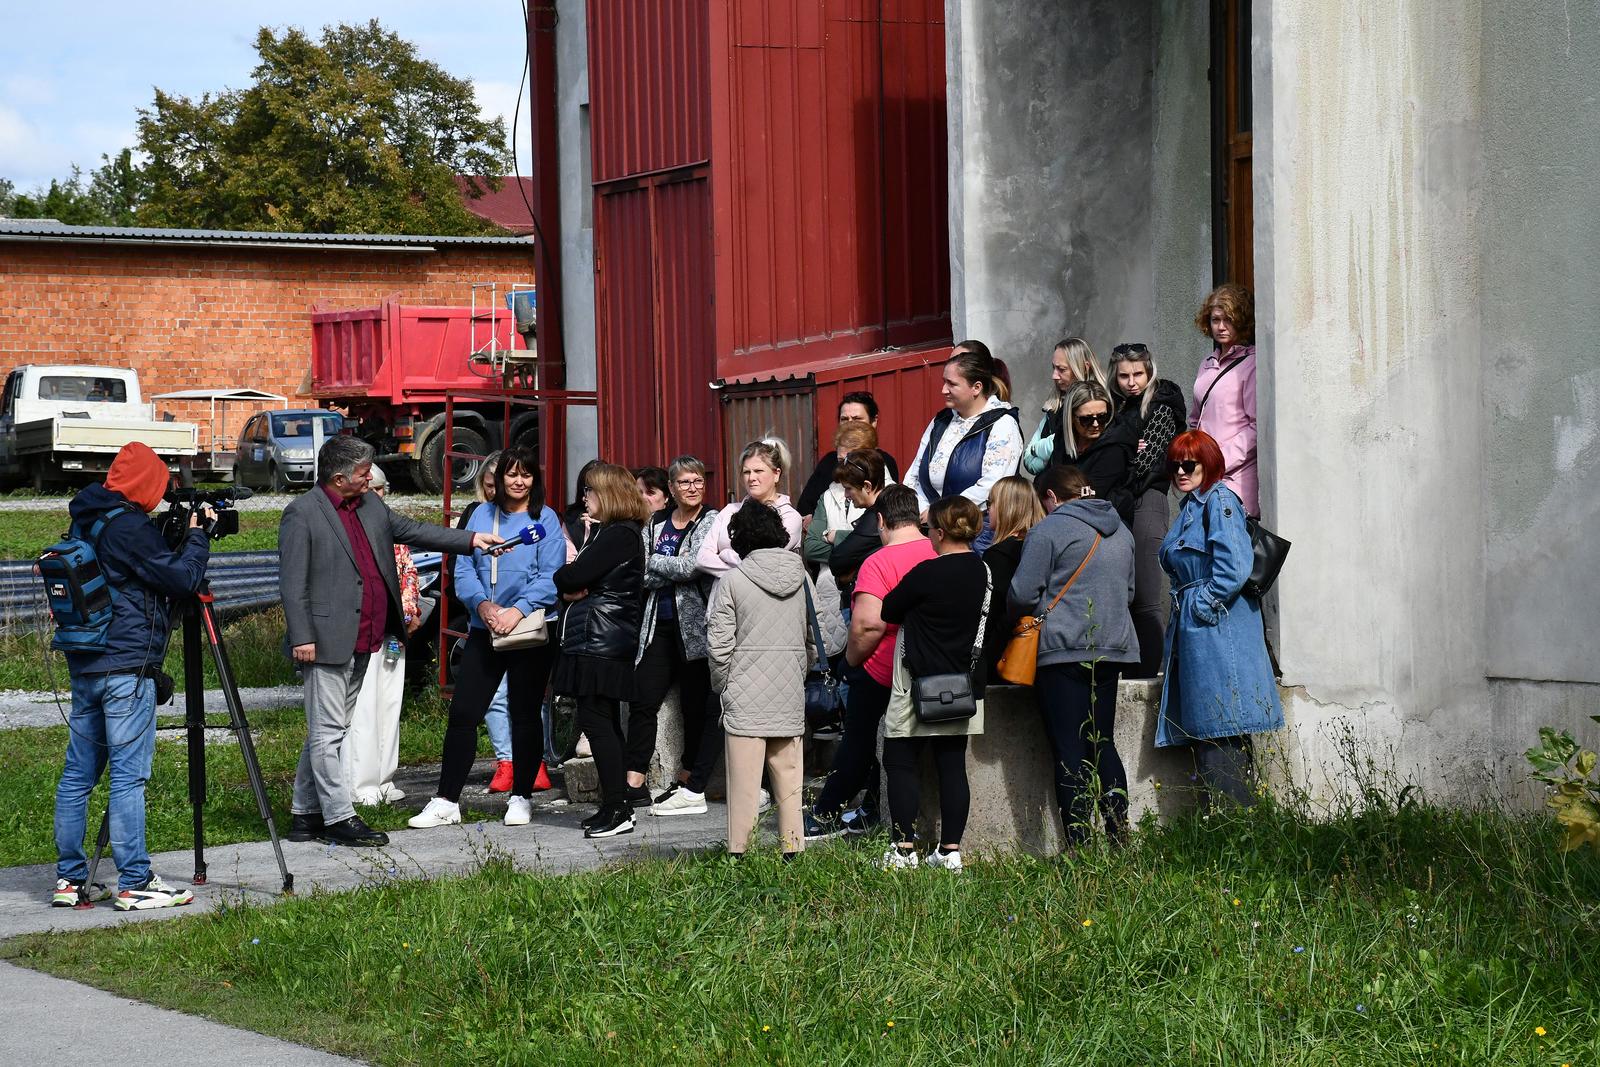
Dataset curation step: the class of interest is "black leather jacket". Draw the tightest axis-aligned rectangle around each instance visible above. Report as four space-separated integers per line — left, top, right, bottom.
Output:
554 520 645 660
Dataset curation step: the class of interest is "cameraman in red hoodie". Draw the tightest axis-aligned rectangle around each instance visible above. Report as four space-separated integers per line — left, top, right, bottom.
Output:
50 442 210 912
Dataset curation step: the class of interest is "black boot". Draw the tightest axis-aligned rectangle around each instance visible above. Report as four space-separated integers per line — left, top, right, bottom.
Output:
287 812 324 842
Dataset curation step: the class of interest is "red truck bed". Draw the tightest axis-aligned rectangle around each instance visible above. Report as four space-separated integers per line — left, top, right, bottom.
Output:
310 302 527 401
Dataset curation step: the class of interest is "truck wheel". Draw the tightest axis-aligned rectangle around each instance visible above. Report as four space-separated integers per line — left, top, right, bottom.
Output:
417 426 488 495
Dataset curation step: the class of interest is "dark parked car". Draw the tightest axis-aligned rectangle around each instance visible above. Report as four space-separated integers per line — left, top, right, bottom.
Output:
234 409 345 491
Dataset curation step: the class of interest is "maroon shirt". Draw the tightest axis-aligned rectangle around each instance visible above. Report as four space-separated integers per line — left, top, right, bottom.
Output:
323 485 387 655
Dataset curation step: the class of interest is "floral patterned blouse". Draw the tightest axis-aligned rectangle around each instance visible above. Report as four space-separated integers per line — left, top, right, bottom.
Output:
395 545 421 632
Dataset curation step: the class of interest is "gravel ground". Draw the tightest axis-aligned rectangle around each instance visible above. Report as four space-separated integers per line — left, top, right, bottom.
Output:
0 492 443 513
0 685 303 729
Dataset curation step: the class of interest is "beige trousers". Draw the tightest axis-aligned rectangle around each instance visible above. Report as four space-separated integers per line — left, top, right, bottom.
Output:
725 733 804 855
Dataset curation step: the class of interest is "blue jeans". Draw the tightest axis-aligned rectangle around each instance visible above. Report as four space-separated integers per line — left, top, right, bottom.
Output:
484 676 513 762
54 673 158 890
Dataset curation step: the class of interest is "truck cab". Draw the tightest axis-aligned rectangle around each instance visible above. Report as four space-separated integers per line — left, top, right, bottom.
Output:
0 364 198 489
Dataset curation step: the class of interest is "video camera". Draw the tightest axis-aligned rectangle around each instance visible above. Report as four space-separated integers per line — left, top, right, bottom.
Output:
160 486 251 547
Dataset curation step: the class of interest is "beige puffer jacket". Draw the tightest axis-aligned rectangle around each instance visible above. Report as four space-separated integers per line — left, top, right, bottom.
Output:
706 548 818 738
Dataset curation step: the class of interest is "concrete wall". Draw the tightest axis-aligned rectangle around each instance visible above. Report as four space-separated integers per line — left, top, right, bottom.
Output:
1149 0 1214 395
557 0 598 498
1256 0 1496 801
946 0 1156 425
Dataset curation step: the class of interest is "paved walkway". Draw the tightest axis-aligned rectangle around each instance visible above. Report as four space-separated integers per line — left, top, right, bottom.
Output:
0 790 731 1065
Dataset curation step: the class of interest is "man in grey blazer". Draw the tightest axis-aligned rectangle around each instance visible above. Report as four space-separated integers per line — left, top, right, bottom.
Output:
279 436 501 846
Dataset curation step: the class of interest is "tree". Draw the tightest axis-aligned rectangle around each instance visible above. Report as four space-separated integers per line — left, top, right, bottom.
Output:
6 167 107 224
2 152 146 225
135 20 512 235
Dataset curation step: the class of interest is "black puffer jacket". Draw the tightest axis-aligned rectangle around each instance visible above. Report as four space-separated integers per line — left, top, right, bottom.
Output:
554 520 645 660
1111 379 1187 497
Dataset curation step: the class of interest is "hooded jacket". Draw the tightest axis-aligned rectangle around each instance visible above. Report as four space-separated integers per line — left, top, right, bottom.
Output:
64 482 210 675
705 547 818 737
1047 410 1140 525
1007 497 1138 668
1113 378 1187 497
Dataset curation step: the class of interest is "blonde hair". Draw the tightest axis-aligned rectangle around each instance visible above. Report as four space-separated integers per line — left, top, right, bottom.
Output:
475 450 502 503
1043 337 1108 412
988 475 1045 542
585 462 651 524
833 421 878 452
740 437 791 478
1108 346 1161 420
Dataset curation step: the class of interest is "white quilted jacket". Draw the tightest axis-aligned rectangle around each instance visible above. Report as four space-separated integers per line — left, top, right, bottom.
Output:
706 548 817 738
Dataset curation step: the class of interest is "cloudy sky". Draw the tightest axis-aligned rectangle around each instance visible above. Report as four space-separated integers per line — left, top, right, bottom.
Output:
1 1 533 191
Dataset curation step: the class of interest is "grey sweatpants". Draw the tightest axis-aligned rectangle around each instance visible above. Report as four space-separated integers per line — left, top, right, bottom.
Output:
291 655 371 825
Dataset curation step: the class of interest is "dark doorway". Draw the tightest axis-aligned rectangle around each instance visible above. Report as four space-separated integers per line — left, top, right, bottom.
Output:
1211 0 1254 289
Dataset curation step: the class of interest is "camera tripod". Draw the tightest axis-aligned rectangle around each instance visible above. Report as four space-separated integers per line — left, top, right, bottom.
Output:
77 581 293 906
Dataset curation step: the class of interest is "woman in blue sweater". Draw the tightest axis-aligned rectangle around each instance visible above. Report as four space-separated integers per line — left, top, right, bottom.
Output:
410 447 567 829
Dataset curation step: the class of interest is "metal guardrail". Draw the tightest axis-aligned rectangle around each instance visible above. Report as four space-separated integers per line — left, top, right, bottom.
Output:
0 550 441 633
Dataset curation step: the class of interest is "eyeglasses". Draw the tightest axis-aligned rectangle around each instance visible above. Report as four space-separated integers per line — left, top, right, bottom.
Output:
674 478 705 489
1112 342 1149 355
1166 459 1201 476
1074 412 1110 428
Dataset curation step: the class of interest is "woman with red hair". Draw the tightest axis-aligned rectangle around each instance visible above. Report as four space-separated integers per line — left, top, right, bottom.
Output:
1155 429 1281 807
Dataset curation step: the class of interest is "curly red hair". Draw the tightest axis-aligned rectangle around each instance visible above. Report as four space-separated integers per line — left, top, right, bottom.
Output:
1167 430 1227 494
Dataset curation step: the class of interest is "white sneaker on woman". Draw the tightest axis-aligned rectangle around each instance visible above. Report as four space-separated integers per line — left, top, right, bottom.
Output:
924 848 964 872
878 846 921 870
650 787 708 817
407 798 461 828
504 796 532 826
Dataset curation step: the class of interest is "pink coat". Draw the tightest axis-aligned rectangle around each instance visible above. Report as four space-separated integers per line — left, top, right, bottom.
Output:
1188 344 1259 516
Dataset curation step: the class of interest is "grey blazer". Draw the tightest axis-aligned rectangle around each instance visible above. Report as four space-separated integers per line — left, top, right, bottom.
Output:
280 488 475 665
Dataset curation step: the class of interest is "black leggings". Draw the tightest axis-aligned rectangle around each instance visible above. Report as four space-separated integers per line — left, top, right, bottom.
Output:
813 669 890 819
883 735 970 845
437 630 558 802
628 621 715 778
1035 661 1128 846
575 693 627 805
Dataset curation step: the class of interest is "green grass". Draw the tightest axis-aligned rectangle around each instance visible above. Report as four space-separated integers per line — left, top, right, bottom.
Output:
0 607 301 691
7 800 1599 1066
0 508 286 558
0 685 489 869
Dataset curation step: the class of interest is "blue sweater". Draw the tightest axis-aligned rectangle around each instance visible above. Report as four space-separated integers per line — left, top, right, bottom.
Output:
454 503 563 629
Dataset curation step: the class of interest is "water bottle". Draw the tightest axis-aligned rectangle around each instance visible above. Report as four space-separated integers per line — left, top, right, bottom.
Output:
383 635 402 665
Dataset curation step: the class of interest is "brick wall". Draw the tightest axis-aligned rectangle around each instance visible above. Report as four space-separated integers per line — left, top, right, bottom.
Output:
0 241 536 453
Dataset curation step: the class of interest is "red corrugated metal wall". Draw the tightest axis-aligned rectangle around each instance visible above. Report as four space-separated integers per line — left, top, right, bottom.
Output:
813 344 951 478
710 0 949 379
588 0 711 181
589 0 720 487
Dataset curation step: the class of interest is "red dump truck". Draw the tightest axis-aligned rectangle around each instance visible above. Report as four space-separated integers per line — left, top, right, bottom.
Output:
310 296 538 492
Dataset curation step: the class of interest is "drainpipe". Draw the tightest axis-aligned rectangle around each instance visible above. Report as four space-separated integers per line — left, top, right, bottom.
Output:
527 2 567 493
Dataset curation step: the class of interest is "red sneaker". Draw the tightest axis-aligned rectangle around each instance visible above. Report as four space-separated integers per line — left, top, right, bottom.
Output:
488 760 514 793
533 762 553 792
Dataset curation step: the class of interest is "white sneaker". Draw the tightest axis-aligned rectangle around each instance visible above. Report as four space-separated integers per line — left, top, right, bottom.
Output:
504 796 532 826
878 846 921 870
380 784 407 801
650 787 708 817
51 878 110 907
408 797 462 828
114 874 194 911
924 848 964 872
758 788 773 813
352 790 382 806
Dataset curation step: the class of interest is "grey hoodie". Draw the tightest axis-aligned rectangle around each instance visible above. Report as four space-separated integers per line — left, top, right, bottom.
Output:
1007 498 1139 668
705 548 819 737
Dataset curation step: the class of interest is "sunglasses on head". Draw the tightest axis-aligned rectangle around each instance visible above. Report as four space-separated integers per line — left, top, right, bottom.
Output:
1112 342 1149 355
1074 412 1110 428
1167 459 1201 476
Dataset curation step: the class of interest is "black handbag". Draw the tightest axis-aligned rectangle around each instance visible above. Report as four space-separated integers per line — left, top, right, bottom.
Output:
910 567 991 724
801 583 839 722
1243 516 1291 599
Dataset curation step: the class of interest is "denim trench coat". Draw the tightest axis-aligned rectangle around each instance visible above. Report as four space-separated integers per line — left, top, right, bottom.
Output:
1155 484 1283 746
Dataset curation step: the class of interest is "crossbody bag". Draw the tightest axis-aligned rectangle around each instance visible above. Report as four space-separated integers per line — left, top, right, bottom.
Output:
909 564 992 724
489 509 548 650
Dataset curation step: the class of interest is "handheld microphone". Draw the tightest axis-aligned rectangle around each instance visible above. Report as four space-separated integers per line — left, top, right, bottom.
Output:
492 523 547 554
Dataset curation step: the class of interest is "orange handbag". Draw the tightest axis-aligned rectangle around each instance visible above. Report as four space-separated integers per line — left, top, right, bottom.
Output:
996 535 1101 686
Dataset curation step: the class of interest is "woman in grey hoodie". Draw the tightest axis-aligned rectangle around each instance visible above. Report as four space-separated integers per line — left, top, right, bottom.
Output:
1008 465 1139 849
706 502 820 857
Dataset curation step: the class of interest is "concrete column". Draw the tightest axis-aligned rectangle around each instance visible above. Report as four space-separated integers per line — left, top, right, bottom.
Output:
946 0 1156 420
1255 0 1493 800
557 0 598 498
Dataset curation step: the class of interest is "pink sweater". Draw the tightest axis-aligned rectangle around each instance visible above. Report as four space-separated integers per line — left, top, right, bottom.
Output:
1189 344 1259 516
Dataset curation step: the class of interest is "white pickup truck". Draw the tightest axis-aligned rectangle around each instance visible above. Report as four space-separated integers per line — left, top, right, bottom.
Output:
0 365 199 490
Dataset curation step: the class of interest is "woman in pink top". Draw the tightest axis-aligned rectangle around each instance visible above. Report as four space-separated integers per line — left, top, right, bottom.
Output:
695 438 804 575
1188 283 1260 516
